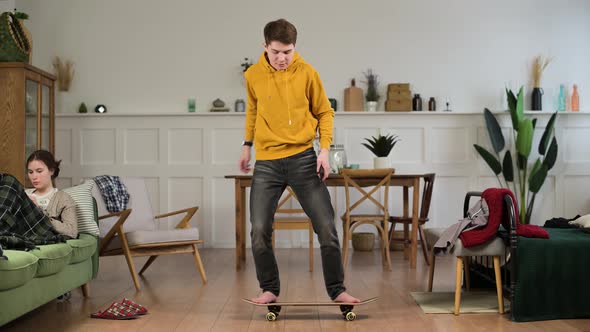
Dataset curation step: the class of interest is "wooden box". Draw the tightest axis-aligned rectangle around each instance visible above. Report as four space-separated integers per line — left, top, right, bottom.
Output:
385 99 412 112
387 90 412 99
388 83 410 92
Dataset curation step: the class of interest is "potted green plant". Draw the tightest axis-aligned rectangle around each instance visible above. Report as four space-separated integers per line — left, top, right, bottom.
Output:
363 69 380 112
474 87 558 224
362 133 400 168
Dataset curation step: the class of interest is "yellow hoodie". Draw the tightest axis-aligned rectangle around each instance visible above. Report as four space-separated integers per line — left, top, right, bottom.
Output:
244 52 334 160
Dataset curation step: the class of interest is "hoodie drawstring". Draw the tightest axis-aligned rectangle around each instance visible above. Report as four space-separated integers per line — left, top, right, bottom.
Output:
268 70 292 126
285 73 292 126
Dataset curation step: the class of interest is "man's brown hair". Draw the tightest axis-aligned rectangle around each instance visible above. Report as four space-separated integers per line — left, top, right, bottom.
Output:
264 19 297 45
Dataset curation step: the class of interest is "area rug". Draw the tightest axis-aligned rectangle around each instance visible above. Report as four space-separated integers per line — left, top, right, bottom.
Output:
410 291 510 314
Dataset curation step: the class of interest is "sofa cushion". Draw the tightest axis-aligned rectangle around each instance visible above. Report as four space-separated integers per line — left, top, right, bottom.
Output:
0 251 38 290
102 228 200 251
67 233 97 264
63 180 100 236
29 243 72 277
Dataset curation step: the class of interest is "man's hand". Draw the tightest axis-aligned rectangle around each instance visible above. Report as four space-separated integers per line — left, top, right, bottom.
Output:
239 146 252 173
317 148 330 181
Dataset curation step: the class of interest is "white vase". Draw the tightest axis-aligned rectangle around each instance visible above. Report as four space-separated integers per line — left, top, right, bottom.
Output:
373 157 389 169
367 101 378 112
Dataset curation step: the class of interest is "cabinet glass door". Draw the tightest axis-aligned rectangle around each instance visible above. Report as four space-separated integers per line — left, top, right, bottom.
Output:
25 79 38 158
41 84 50 151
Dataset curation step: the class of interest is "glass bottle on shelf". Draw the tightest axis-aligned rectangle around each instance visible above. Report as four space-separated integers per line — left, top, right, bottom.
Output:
329 144 347 174
558 84 566 112
571 84 580 112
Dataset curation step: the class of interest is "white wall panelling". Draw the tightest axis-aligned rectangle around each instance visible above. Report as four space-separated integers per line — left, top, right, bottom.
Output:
56 112 590 248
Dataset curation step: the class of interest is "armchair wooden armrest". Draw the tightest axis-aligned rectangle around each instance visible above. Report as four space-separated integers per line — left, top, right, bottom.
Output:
98 209 132 255
154 206 199 229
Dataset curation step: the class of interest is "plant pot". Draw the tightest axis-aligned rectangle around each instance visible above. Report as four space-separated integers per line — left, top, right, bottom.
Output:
19 19 32 64
352 232 375 251
531 87 543 111
373 156 389 169
366 101 378 112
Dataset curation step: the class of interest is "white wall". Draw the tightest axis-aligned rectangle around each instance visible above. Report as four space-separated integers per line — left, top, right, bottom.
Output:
14 0 590 115
0 0 15 13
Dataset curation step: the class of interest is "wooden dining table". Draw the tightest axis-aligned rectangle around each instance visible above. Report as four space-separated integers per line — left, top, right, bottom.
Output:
225 173 422 269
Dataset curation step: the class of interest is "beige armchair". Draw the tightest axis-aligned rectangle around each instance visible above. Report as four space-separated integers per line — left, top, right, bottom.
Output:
92 177 207 291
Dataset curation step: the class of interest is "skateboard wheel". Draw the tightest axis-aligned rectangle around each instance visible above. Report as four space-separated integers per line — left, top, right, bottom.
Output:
266 312 277 321
345 311 356 321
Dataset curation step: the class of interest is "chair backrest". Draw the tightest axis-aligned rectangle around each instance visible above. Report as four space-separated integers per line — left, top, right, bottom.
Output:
420 173 436 220
341 168 395 217
92 177 156 237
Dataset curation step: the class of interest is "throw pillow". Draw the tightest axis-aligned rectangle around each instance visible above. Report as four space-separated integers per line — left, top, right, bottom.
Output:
62 180 100 236
570 214 590 228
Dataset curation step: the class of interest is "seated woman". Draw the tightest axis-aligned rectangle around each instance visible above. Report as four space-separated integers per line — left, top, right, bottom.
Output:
0 150 77 250
25 150 78 239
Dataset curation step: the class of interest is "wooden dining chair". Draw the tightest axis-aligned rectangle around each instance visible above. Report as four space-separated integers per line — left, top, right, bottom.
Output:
272 186 314 272
340 168 395 271
388 173 435 265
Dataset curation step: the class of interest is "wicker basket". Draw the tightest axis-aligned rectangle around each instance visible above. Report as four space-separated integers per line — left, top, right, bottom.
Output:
352 232 375 251
389 231 406 251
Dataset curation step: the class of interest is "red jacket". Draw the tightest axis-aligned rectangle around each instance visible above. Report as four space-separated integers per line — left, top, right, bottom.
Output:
459 188 548 248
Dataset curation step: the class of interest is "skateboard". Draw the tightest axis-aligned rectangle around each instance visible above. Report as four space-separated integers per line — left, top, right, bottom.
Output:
242 297 378 321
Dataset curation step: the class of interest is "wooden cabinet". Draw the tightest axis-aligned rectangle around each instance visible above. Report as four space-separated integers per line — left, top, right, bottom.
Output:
0 63 56 184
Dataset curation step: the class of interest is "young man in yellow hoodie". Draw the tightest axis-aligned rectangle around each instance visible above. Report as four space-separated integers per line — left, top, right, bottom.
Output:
238 19 359 304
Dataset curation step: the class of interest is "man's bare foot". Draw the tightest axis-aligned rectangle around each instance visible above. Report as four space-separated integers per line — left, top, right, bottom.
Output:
251 291 278 304
334 292 360 303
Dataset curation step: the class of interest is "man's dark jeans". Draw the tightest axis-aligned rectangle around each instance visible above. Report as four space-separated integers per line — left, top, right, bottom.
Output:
250 148 345 300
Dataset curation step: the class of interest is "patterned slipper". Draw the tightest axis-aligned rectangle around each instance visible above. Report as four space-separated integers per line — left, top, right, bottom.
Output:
121 298 148 315
90 302 140 320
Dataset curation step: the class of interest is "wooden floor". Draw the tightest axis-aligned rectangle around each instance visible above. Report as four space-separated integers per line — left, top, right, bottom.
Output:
5 249 590 331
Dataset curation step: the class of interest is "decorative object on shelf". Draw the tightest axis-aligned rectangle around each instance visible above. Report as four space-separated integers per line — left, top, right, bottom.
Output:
412 94 423 111
52 56 74 92
241 57 253 72
558 84 566 112
328 144 348 174
571 84 579 112
344 79 363 112
0 12 31 62
234 99 245 112
531 55 552 111
188 97 196 112
352 232 375 251
78 102 88 113
385 83 412 112
444 98 452 112
329 98 337 112
474 86 558 224
210 98 229 112
94 104 107 113
362 133 400 169
363 69 380 112
428 97 436 111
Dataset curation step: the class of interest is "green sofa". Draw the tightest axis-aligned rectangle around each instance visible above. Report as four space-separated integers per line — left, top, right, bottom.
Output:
0 206 99 326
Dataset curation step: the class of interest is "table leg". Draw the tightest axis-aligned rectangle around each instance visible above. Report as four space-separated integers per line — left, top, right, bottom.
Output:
410 178 419 268
235 180 246 269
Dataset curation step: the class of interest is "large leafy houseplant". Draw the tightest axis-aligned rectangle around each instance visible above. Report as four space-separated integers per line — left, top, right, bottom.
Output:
474 87 558 224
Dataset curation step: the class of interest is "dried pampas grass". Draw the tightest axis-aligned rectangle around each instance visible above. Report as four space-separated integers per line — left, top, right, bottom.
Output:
532 55 552 88
53 56 75 91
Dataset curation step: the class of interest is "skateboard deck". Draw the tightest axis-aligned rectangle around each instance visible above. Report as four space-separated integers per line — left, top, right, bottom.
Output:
242 297 378 321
